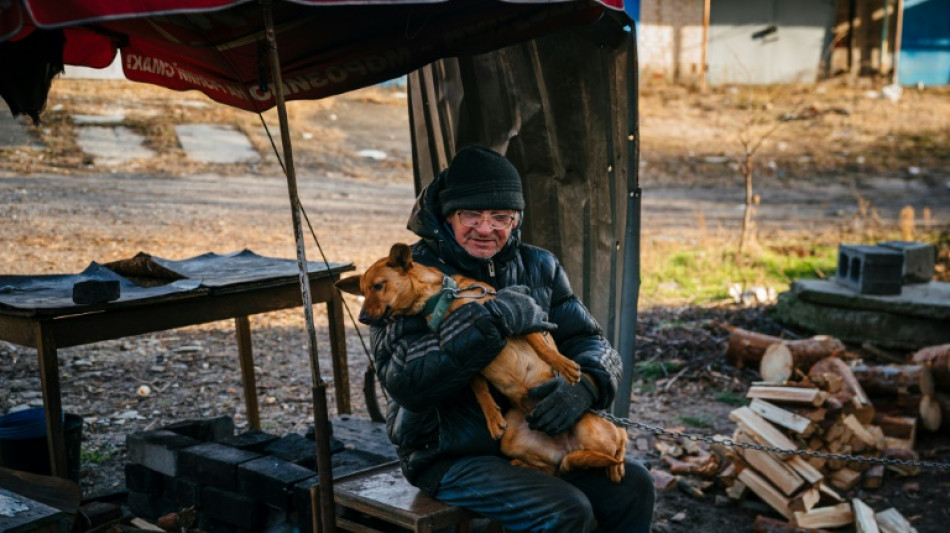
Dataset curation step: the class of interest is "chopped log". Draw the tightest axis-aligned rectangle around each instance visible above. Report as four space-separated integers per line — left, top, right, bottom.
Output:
735 431 806 496
725 479 748 500
793 503 854 529
842 414 886 450
829 468 862 491
788 486 821 514
790 406 827 423
872 414 917 441
808 357 874 423
935 392 950 432
863 464 884 489
908 343 950 389
717 461 738 487
786 456 824 485
818 482 844 503
747 386 827 406
882 448 921 476
650 468 677 492
723 326 788 367
884 436 914 451
760 337 847 383
919 394 941 432
738 467 794 520
730 407 800 457
875 507 919 533
662 454 720 478
749 399 817 436
852 498 880 533
851 364 935 397
753 515 834 533
676 477 706 499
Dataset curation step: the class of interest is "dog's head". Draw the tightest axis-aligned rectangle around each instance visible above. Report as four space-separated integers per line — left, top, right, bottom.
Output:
336 243 441 325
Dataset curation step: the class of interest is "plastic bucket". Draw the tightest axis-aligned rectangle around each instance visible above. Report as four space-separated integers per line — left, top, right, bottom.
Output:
0 407 83 482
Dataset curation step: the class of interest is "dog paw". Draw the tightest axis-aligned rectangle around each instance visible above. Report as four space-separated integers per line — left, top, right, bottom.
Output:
554 360 582 383
607 463 625 484
486 419 507 440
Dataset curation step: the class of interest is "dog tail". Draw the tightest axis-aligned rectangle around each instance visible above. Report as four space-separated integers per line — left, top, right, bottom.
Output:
560 450 623 473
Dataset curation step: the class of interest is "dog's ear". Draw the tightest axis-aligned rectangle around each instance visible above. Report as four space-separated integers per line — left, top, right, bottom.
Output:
335 275 363 295
387 243 413 271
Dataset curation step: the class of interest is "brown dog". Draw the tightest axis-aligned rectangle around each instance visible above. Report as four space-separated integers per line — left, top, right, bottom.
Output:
336 243 627 482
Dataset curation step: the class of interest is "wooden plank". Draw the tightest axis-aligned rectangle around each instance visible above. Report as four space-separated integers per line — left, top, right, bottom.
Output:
875 507 918 533
730 407 800 455
852 498 879 533
747 386 827 406
793 503 854 529
738 468 793 520
750 398 816 436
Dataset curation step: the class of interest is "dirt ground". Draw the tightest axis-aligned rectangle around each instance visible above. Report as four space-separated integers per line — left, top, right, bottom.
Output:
1 79 949 532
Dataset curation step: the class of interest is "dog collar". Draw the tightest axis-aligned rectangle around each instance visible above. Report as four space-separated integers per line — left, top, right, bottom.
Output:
423 276 458 332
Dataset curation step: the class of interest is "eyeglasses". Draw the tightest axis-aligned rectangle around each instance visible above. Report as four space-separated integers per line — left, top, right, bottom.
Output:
455 210 517 230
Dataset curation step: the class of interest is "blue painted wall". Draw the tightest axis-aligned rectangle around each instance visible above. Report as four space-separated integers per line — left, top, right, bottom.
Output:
898 0 950 86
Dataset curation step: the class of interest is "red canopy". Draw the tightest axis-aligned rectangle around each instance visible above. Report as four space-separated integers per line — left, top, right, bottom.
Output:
1 0 624 117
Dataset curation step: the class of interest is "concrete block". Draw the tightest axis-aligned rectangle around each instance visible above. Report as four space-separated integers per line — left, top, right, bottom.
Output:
200 487 284 529
264 434 319 470
835 244 903 295
328 415 398 462
219 430 281 454
126 430 201 477
71 279 120 304
165 475 202 507
237 456 315 510
124 462 164 494
163 416 235 442
879 240 936 283
178 442 260 490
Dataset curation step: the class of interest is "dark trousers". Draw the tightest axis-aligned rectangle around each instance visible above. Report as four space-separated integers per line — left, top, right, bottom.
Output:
434 455 655 532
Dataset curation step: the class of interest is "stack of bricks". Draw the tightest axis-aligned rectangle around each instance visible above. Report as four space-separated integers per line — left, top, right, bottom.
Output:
125 415 396 532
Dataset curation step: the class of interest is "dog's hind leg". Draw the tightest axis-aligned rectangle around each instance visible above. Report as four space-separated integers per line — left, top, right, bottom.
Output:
524 332 581 383
559 450 623 478
471 375 507 439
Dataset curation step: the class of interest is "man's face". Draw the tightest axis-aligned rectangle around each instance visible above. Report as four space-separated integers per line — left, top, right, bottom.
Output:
447 209 519 259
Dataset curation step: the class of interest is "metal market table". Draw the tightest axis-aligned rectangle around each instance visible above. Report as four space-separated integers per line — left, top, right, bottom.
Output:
0 251 354 480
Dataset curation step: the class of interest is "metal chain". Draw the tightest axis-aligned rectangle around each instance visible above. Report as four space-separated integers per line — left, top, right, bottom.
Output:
594 410 950 472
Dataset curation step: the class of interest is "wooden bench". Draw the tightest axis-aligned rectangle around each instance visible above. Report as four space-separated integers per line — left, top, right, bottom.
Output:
329 462 494 533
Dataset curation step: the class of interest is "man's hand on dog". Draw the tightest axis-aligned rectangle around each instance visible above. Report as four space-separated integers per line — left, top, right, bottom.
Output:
525 375 596 435
484 285 557 337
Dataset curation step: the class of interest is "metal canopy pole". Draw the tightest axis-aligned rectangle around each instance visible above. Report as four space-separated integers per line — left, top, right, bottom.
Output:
613 23 642 418
261 2 336 532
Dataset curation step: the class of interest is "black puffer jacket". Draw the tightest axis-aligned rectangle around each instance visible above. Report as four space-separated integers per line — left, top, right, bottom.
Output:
372 170 623 495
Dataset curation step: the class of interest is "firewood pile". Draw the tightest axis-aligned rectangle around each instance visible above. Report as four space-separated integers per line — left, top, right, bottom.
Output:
650 327 950 532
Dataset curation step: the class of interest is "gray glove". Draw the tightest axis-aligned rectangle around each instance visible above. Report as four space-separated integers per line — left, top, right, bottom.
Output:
483 285 556 337
525 375 596 435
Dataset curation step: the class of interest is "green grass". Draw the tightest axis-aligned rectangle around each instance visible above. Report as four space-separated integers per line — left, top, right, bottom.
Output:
635 360 683 380
81 447 115 465
639 234 841 306
678 414 714 428
713 392 748 407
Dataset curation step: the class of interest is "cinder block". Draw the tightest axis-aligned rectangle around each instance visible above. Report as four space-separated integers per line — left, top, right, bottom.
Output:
164 416 235 442
835 244 903 295
237 456 315 510
200 486 285 529
879 240 936 283
126 430 201 476
124 462 165 494
264 434 319 470
219 430 281 454
165 475 202 507
178 442 260 490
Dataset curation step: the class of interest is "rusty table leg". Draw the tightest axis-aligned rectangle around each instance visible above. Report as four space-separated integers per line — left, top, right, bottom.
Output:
327 289 350 414
35 322 66 479
235 316 260 430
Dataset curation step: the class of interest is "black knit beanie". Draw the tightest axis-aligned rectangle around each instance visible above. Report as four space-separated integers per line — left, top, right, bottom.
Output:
439 146 525 216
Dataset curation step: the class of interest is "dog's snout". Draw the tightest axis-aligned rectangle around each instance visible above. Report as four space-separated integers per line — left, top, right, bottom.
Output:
357 309 373 325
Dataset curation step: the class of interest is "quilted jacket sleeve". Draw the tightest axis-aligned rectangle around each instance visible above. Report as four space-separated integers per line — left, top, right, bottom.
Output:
545 259 623 410
373 302 507 413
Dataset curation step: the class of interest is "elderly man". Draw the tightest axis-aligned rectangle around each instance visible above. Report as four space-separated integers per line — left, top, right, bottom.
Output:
372 145 654 532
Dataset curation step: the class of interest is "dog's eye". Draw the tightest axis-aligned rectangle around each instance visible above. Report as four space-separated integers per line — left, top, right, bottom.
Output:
371 282 385 292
